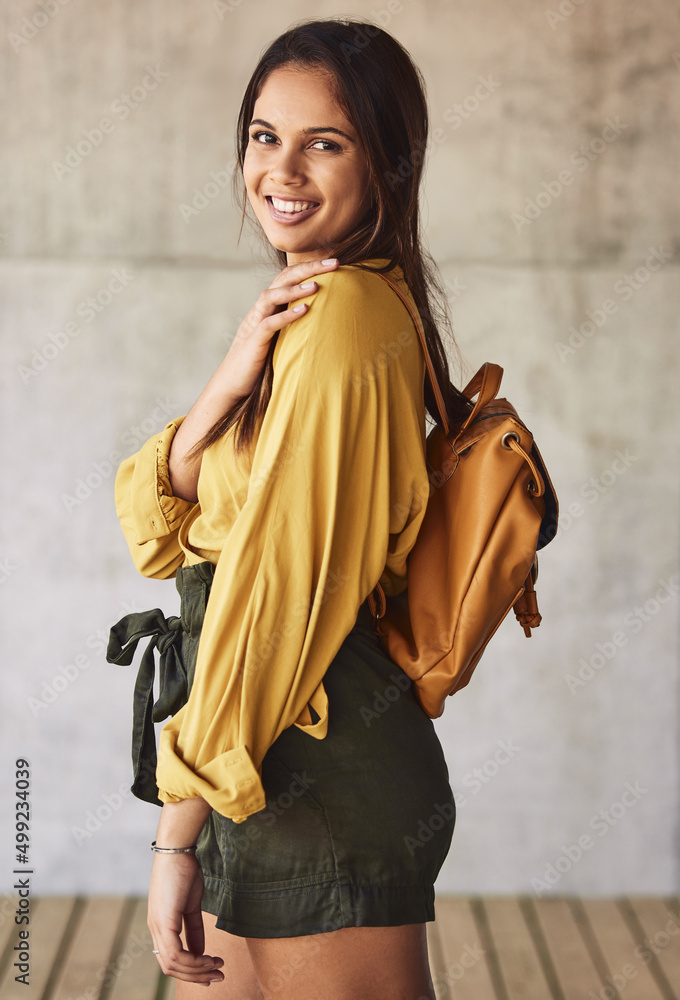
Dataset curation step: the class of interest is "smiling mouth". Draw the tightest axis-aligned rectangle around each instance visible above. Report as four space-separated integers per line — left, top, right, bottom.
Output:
266 196 320 216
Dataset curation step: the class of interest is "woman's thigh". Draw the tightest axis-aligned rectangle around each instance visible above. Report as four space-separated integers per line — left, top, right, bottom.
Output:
175 915 435 1000
246 922 435 1000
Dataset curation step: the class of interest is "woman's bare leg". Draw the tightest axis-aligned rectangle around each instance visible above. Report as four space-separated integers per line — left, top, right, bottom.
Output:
246 923 435 1000
174 910 265 1000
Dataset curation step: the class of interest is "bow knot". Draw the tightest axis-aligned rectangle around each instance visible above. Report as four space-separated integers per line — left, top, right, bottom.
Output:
156 617 182 654
107 609 187 806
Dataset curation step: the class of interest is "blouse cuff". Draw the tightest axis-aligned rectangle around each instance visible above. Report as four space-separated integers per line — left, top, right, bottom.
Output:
156 728 267 823
130 417 197 544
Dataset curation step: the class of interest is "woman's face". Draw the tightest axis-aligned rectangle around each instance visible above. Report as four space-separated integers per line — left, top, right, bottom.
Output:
243 65 373 264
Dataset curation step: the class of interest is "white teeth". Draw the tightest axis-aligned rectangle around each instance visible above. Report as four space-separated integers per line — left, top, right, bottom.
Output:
271 197 316 214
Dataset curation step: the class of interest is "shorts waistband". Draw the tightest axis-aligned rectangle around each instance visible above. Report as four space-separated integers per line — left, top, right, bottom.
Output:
175 561 216 638
175 560 379 633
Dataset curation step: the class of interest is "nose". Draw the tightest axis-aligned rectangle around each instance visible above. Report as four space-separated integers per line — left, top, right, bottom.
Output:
267 143 307 186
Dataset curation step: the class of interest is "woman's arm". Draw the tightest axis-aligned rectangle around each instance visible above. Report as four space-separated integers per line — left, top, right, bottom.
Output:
144 257 341 985
154 264 431 824
147 800 223 987
167 257 339 502
155 797 213 846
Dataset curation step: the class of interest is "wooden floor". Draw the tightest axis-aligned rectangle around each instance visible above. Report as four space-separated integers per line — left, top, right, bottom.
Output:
0 895 678 999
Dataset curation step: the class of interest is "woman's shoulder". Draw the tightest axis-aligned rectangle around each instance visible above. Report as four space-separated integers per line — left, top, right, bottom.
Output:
301 259 416 339
275 258 422 377
311 258 406 303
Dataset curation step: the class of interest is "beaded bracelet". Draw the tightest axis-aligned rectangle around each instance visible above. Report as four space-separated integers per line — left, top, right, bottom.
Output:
150 840 198 854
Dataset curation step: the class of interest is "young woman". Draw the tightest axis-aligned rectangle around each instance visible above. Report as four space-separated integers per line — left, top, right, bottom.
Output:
110 17 472 1000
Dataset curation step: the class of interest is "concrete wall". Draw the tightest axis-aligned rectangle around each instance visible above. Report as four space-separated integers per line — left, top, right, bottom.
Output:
2 0 678 898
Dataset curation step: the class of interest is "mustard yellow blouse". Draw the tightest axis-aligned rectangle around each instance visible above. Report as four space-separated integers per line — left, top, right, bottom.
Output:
114 259 431 822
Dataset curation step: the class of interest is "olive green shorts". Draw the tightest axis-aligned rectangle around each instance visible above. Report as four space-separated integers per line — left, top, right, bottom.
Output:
112 561 456 939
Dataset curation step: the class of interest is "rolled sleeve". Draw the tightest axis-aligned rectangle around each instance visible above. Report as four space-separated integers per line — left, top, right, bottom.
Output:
157 724 265 821
115 416 199 579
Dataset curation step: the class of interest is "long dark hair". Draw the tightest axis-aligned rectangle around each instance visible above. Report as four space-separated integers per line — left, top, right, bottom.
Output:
188 16 472 462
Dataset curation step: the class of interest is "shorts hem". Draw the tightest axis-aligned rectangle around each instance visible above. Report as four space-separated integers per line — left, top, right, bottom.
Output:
200 874 436 939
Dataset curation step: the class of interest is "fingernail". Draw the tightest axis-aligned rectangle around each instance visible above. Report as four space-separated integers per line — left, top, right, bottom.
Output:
300 281 315 289
321 258 338 265
293 304 306 312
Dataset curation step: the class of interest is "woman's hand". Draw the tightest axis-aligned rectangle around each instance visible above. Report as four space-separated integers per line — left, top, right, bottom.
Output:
167 256 339 501
148 799 222 986
147 852 225 987
223 256 339 399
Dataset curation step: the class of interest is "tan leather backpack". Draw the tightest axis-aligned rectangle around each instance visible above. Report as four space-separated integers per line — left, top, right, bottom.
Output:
367 273 559 719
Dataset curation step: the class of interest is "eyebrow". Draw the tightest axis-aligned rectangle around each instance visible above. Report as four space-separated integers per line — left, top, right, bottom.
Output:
249 118 356 143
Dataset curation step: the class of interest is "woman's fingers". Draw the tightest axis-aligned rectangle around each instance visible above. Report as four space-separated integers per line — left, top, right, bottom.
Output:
225 257 339 398
258 299 313 328
259 280 318 310
256 258 340 309
147 854 224 985
247 257 339 331
151 930 224 984
183 907 210 967
269 256 339 290
236 279 321 343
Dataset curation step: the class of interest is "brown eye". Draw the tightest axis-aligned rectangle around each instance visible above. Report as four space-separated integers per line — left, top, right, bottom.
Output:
251 131 278 145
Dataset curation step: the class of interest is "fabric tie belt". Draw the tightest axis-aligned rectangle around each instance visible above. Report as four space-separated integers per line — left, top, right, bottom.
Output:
107 578 383 807
106 608 186 806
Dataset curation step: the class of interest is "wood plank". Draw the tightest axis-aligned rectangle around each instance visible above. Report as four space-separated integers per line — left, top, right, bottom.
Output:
481 896 554 1000
430 897 498 999
50 895 128 1000
530 897 605 999
0 896 77 1000
620 897 680 999
0 892 672 1000
578 899 667 1000
106 896 163 1000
